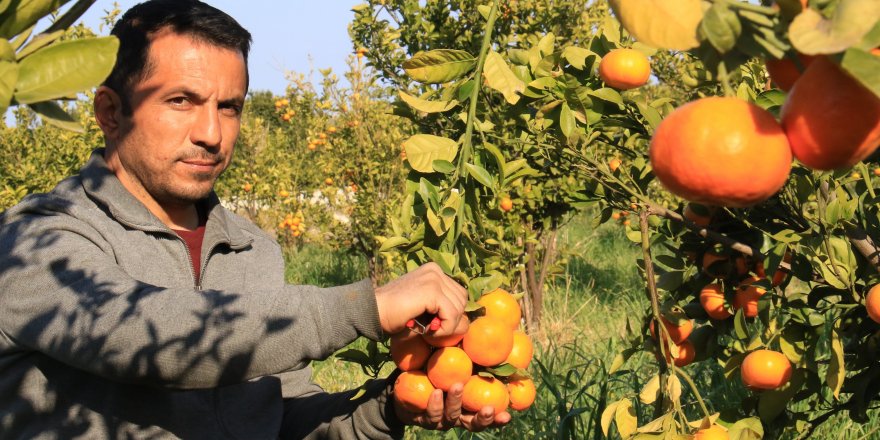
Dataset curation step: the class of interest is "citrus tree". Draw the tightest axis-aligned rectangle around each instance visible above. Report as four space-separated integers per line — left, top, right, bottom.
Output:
353 0 880 437
350 0 627 328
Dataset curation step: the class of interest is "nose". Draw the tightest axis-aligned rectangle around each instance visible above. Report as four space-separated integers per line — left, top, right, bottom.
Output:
190 105 222 149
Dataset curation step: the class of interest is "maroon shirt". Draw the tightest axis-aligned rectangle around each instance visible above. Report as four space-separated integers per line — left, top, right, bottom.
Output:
173 209 207 285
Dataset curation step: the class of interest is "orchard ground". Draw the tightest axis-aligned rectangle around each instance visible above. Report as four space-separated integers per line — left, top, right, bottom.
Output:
292 213 880 439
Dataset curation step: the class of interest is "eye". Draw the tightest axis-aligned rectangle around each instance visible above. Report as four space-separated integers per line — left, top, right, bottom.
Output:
168 96 191 107
220 104 242 117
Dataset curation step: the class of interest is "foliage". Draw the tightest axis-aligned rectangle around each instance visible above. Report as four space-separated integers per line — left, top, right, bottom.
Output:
1 0 119 131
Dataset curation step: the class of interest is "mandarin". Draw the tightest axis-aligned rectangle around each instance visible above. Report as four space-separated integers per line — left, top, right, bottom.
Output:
394 371 435 412
598 48 651 90
781 56 880 170
650 97 792 208
477 288 522 330
461 375 509 414
426 347 473 392
390 332 432 371
463 317 514 367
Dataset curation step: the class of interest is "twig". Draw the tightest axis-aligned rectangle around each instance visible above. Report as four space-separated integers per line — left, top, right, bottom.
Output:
647 204 764 260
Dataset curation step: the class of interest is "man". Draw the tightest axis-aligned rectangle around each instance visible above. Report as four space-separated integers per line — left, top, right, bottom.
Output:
0 1 510 438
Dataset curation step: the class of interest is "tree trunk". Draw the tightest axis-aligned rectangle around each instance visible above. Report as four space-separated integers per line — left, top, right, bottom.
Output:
518 223 559 332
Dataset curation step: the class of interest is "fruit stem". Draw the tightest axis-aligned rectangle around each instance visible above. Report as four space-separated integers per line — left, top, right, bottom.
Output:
638 210 670 411
675 367 712 419
459 0 499 176
717 62 736 98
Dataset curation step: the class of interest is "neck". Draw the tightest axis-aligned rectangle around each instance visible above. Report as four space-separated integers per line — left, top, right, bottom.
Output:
104 148 201 231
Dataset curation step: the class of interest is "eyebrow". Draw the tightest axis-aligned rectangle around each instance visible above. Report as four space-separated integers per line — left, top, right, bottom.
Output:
168 87 244 107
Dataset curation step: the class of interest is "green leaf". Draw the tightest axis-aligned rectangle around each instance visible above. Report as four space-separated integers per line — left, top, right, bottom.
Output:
403 134 459 173
0 60 18 114
398 90 458 113
464 163 495 190
0 39 13 61
562 46 598 70
841 47 880 99
827 324 845 399
601 400 622 437
28 100 82 131
482 50 524 104
0 0 68 39
789 0 880 55
734 309 750 340
756 89 786 110
15 36 119 104
431 160 455 174
15 29 64 60
486 363 518 377
559 102 576 138
639 374 660 404
589 87 624 109
728 417 764 440
477 4 490 20
608 0 703 50
609 346 637 374
537 33 555 57
424 247 455 274
403 49 476 84
758 369 805 421
615 398 638 438
508 48 530 65
378 236 409 252
700 2 741 54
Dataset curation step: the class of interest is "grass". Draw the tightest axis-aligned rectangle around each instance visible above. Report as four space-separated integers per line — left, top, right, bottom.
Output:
283 215 880 439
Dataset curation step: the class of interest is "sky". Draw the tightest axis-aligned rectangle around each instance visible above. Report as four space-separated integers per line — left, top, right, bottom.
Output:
77 0 364 94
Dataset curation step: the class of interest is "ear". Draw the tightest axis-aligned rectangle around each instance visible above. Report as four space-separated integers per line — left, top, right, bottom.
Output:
94 86 125 143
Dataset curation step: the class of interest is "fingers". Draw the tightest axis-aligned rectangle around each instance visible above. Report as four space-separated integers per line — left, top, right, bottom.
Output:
460 406 496 432
443 383 464 423
424 389 445 426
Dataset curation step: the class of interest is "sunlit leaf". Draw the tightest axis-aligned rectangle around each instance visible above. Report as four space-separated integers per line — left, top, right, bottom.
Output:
482 50 524 104
403 49 476 84
0 60 18 114
789 0 880 55
827 325 845 399
398 90 458 113
403 134 459 173
28 100 82 132
15 36 118 104
608 0 703 50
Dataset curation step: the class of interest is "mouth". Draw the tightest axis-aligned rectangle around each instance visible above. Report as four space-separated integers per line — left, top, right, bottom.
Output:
180 159 221 173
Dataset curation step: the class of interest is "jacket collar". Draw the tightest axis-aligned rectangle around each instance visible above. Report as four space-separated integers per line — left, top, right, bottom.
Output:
79 149 252 249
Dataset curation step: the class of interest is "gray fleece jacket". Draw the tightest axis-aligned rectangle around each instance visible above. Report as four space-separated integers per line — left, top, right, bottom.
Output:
0 150 403 439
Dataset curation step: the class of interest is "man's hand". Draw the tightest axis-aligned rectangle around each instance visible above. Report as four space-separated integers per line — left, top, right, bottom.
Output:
394 383 512 431
375 263 469 336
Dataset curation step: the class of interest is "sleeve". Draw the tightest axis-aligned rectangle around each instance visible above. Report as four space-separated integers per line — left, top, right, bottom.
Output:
0 204 384 390
278 368 405 440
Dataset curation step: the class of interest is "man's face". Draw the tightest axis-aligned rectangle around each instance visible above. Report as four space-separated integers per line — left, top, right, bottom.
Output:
111 31 247 206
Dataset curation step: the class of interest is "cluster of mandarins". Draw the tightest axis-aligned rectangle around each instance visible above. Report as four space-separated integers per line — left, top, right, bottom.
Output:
274 98 296 122
391 288 536 416
278 212 306 237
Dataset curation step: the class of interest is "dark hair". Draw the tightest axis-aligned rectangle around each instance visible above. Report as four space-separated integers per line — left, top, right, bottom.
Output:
103 0 252 114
